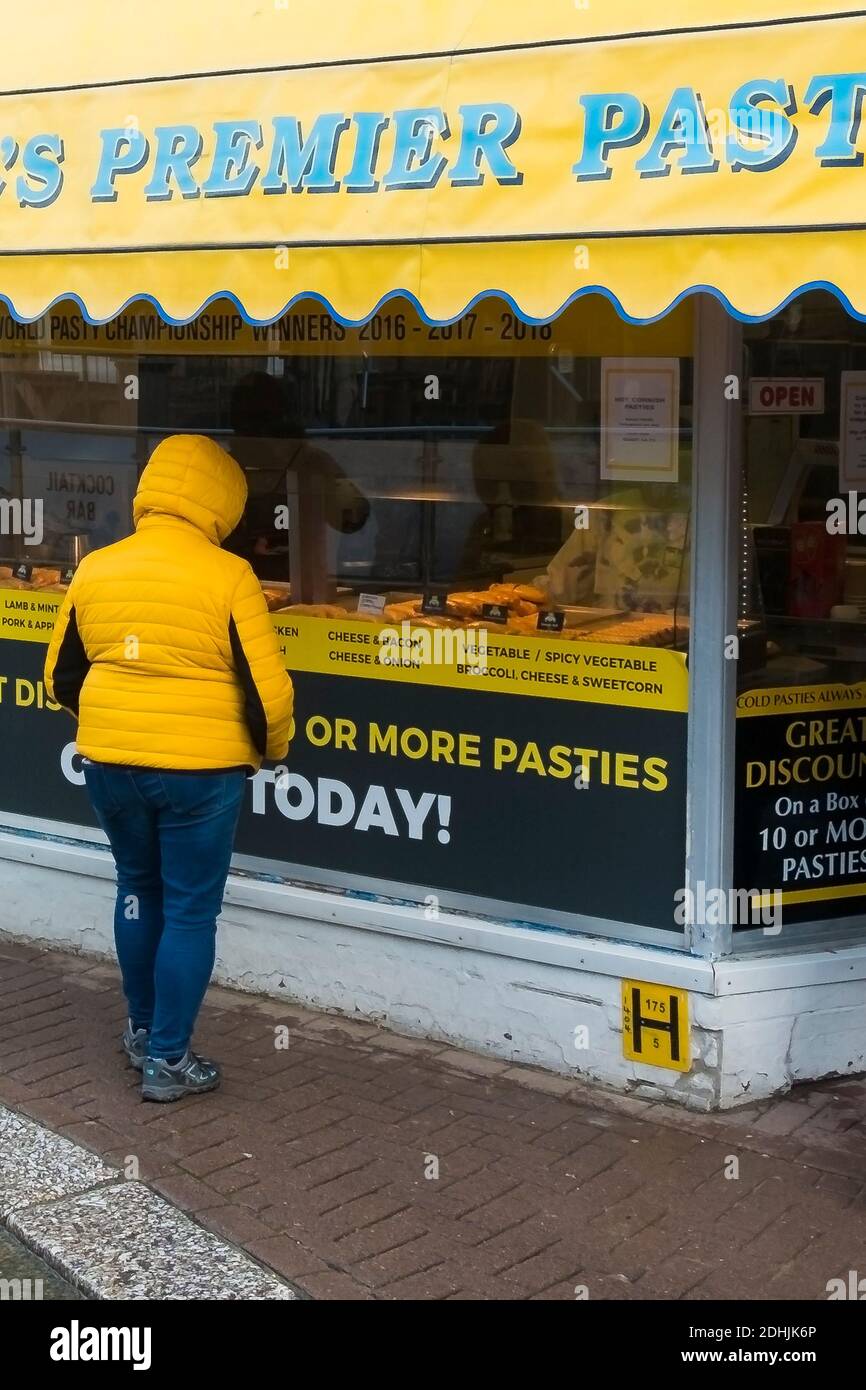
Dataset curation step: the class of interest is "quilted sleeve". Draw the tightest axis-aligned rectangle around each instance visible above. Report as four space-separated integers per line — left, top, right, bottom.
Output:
44 578 90 717
228 563 294 761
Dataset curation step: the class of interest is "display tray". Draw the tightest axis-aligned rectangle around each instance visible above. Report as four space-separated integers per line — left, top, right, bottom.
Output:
560 606 625 629
0 567 69 593
268 591 690 650
744 654 832 687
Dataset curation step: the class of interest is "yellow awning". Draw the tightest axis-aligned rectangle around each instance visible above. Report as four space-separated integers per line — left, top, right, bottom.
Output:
2 2 864 326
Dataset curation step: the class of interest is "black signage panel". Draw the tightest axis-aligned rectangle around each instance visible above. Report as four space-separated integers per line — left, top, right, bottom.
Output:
0 640 687 931
735 688 866 926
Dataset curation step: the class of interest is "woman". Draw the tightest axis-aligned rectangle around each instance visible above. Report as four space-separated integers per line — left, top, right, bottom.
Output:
45 434 294 1103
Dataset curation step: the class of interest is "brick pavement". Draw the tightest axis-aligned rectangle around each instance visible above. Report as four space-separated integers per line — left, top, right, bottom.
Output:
1 939 866 1300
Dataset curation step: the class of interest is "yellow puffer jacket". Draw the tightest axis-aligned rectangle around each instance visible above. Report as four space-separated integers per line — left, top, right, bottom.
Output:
44 434 294 771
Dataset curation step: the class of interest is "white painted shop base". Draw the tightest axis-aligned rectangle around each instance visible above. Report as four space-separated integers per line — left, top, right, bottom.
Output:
1 830 865 1112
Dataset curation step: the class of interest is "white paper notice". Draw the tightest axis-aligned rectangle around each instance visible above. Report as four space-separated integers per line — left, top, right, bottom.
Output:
601 358 680 484
358 592 386 615
840 373 866 491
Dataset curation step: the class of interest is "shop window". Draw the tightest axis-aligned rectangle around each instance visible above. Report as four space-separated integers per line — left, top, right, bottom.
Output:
0 343 138 579
133 336 693 654
737 292 866 931
0 297 695 939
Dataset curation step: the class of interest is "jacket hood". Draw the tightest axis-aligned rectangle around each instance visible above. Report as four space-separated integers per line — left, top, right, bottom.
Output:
133 434 248 545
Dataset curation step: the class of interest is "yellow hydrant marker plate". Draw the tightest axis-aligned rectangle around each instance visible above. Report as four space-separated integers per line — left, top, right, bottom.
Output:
622 980 691 1072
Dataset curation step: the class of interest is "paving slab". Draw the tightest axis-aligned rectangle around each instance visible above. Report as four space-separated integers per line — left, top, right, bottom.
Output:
9 1181 296 1301
0 1105 116 1217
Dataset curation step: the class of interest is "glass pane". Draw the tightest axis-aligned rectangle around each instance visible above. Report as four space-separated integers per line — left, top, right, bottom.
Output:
737 292 866 929
131 336 693 650
0 344 137 580
0 297 694 937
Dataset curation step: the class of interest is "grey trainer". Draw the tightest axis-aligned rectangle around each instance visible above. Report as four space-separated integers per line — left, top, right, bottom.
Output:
141 1051 221 1103
122 1021 150 1071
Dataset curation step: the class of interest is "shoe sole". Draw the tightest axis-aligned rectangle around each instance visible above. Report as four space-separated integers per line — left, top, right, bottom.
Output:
141 1077 220 1104
124 1050 145 1071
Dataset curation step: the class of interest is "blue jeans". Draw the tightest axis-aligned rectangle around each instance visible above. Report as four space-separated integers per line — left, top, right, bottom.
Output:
83 763 246 1060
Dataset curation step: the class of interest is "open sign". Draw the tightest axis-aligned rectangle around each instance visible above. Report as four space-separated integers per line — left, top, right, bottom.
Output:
749 379 825 415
